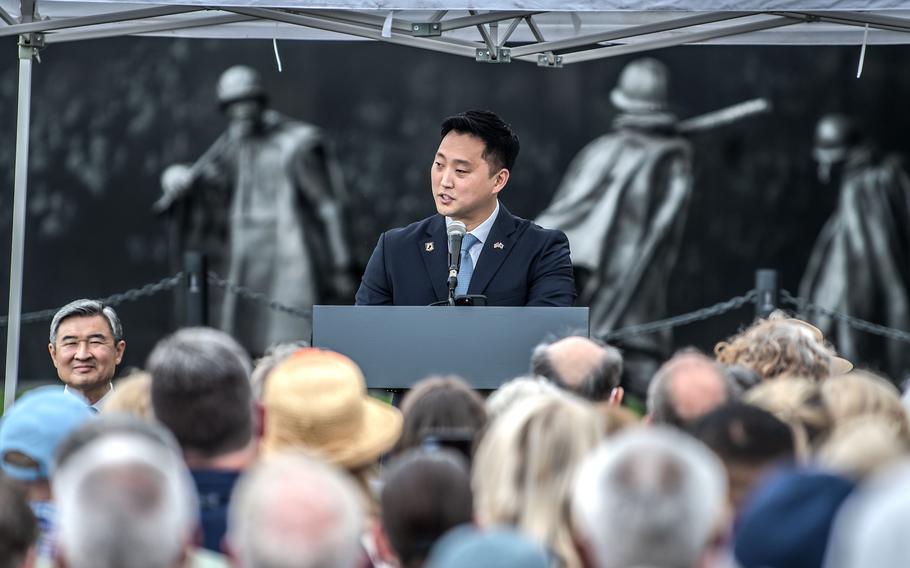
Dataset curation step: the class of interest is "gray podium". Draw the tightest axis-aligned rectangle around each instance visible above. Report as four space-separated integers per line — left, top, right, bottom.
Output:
312 306 589 389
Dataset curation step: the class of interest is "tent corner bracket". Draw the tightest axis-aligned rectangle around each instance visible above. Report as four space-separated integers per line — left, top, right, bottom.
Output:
537 52 562 68
17 31 43 60
410 22 441 36
476 46 510 63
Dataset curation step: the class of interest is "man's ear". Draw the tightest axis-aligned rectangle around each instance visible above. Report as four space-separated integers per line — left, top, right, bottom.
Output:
223 536 242 568
114 340 126 365
48 343 59 369
609 387 624 407
371 520 399 565
491 168 510 194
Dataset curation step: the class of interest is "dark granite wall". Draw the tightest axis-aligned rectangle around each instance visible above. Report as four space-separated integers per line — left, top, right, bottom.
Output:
0 37 907 381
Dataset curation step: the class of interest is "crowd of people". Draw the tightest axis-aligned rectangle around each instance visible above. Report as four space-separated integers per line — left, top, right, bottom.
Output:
1 298 910 568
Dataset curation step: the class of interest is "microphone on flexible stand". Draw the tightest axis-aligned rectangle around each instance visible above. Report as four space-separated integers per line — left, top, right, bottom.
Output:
447 221 466 305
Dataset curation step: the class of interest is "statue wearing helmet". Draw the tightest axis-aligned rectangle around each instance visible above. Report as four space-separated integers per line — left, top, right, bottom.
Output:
536 58 693 397
158 65 354 355
799 113 910 383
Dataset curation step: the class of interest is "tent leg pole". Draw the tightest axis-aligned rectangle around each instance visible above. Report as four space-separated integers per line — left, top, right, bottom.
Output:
4 42 35 411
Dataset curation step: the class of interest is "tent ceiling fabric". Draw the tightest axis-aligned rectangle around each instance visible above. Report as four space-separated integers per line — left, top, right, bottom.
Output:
1 1 910 62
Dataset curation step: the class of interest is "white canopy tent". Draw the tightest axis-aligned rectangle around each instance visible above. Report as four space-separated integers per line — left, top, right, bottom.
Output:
2 0 910 407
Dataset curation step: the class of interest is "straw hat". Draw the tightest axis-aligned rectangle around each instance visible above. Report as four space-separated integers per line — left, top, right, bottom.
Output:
784 318 853 376
261 349 402 470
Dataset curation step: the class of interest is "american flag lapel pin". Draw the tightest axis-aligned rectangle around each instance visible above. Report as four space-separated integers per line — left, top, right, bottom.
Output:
425 242 435 252
493 241 504 249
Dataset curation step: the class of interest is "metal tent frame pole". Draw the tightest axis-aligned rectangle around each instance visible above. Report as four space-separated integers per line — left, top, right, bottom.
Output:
4 5 39 411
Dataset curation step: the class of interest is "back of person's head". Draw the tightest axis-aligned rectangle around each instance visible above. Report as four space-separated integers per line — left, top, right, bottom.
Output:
380 449 473 568
825 461 910 568
147 327 253 459
0 474 37 568
572 427 727 568
715 318 833 381
440 110 520 172
427 526 550 568
734 468 854 568
54 416 181 475
261 349 402 471
692 402 795 509
820 371 910 439
530 336 623 402
817 416 910 479
721 364 763 397
53 433 198 568
227 452 364 568
485 376 561 422
250 341 309 400
647 350 729 428
102 371 154 421
395 376 487 461
745 377 832 462
473 392 602 568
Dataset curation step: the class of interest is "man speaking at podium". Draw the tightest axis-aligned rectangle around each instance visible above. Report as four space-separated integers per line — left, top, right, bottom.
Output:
355 110 575 307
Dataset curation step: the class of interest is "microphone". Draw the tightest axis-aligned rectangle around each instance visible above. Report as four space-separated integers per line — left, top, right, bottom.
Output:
447 221 466 296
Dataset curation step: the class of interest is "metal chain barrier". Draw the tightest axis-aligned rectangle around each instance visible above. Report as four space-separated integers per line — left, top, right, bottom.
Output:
0 272 184 327
781 289 910 344
599 289 758 342
207 272 312 321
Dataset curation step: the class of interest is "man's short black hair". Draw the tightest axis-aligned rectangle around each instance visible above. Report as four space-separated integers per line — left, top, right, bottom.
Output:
440 110 520 173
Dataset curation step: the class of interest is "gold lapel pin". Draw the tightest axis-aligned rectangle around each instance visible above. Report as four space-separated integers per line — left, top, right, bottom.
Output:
493 242 504 249
425 242 435 252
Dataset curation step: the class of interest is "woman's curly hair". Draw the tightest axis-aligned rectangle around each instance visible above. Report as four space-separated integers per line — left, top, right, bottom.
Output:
715 318 832 382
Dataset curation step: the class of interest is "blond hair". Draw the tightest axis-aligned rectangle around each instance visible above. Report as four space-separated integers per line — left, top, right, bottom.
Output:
821 371 910 440
744 378 831 462
102 372 153 421
817 416 910 479
473 393 603 568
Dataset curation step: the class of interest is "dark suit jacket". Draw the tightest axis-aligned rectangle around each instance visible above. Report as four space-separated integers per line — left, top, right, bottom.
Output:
355 204 576 306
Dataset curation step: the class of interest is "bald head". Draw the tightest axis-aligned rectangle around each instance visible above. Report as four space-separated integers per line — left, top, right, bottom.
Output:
531 337 622 402
648 352 730 429
227 453 364 568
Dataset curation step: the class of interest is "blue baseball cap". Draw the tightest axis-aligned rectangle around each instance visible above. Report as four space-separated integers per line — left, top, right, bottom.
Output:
0 386 95 481
427 525 551 568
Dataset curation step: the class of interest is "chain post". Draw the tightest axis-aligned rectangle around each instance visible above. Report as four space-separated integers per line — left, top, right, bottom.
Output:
754 269 779 319
183 251 208 327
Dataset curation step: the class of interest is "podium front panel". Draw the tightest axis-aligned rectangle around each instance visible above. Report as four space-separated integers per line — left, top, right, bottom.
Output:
312 306 588 389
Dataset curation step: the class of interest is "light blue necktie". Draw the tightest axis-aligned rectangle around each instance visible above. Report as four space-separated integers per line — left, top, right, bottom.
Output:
455 233 480 296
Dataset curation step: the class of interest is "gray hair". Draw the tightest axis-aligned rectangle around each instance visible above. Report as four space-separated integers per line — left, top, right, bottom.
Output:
250 341 309 400
53 433 198 568
50 299 123 344
572 427 727 568
530 336 623 402
826 462 910 568
227 452 364 568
